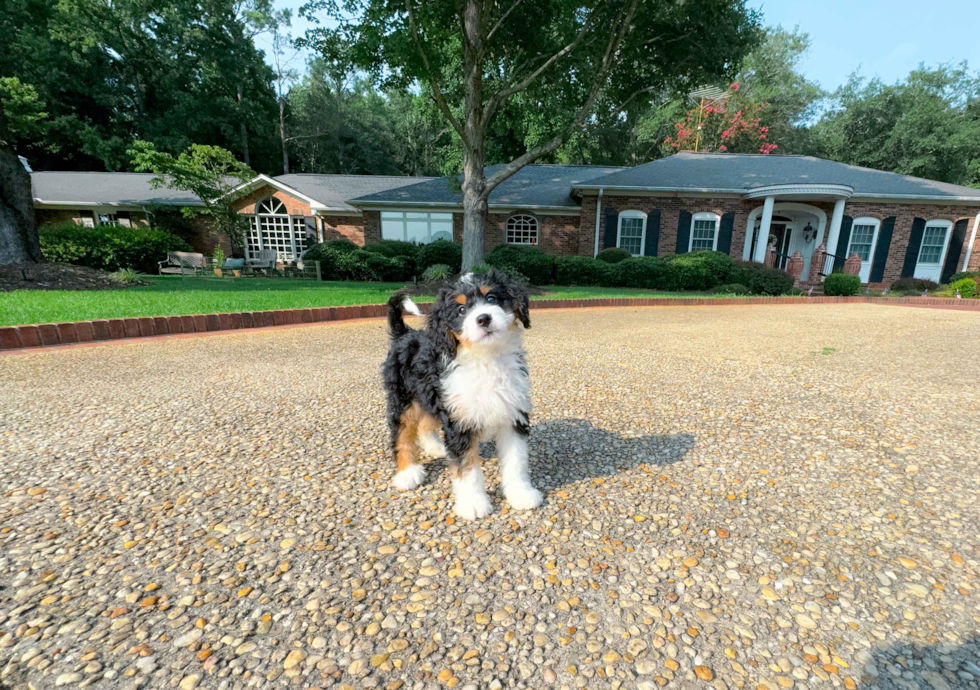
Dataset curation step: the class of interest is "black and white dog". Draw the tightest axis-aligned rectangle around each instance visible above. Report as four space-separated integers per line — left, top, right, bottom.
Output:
382 269 542 519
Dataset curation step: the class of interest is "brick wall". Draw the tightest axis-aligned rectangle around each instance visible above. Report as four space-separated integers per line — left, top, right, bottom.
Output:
449 211 584 256
320 215 365 245
362 211 382 245
231 186 313 216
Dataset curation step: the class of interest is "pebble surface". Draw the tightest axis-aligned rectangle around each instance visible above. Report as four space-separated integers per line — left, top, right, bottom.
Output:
1 304 978 690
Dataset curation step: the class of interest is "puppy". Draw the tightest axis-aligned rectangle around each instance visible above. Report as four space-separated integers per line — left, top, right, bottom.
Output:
382 269 543 519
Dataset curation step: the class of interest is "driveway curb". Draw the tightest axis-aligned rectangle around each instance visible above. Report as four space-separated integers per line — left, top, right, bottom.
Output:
2 295 978 351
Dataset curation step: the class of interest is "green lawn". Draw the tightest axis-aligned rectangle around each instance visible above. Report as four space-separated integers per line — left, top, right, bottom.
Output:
0 275 717 326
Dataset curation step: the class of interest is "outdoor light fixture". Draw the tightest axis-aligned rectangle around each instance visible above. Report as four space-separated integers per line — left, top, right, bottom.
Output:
803 222 816 244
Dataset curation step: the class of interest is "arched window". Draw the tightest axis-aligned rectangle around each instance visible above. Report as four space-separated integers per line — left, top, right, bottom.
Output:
506 214 538 245
690 212 721 252
617 210 647 256
247 196 309 260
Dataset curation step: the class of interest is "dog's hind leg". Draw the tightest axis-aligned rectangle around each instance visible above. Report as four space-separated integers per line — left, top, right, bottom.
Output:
417 413 447 458
391 402 426 491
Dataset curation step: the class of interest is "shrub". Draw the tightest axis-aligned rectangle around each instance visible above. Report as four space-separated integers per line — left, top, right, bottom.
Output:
326 239 359 254
39 222 192 274
949 270 980 283
422 264 452 281
951 278 978 298
665 250 735 290
303 244 412 282
486 244 554 285
554 256 611 286
889 277 938 292
823 272 861 296
489 263 531 284
469 263 492 274
731 261 795 295
364 240 420 259
615 256 669 289
109 268 139 284
596 247 631 264
709 283 752 295
417 240 462 273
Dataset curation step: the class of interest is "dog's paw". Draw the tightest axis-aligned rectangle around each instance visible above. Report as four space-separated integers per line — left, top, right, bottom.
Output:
418 433 446 459
392 464 426 491
453 491 493 520
506 484 543 511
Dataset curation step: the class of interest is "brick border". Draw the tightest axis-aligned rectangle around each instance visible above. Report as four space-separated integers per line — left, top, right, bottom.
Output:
1 296 978 352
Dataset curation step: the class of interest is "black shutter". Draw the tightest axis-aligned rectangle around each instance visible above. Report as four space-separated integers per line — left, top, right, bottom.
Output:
717 212 735 256
869 216 894 283
941 219 968 283
901 218 926 278
644 209 661 256
833 215 853 272
676 210 692 254
603 207 618 250
305 216 319 243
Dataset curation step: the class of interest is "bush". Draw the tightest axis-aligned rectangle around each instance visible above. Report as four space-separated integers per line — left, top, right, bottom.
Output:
489 263 531 284
469 263 492 274
731 261 795 295
417 240 462 274
554 256 612 286
889 277 938 292
486 244 554 285
615 256 669 289
823 272 861 296
951 278 978 298
109 268 139 284
422 264 452 281
303 243 412 281
709 283 752 295
326 239 359 254
39 222 192 274
949 270 980 283
596 247 631 264
665 250 735 290
364 240 420 259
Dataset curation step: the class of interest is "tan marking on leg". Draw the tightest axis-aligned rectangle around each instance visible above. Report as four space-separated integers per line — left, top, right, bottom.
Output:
454 293 467 305
418 413 441 439
395 403 423 472
449 441 482 480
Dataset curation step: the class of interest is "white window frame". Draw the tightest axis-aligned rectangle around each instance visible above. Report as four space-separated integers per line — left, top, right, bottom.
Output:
506 214 539 245
616 210 647 257
917 219 953 268
247 197 308 261
380 211 454 244
689 212 721 252
846 216 881 283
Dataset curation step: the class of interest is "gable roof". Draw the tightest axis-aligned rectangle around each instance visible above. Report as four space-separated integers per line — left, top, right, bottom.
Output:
351 164 626 210
272 174 433 212
573 152 980 201
31 172 202 206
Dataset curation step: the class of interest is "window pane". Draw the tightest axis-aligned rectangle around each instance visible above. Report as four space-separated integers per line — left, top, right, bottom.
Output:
381 219 405 241
619 216 643 255
849 224 875 261
691 219 716 250
507 214 538 245
406 221 429 244
918 225 947 264
381 212 405 220
406 212 429 219
430 221 453 243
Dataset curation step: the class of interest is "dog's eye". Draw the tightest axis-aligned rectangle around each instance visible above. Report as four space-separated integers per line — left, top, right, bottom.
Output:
458 305 467 315
486 295 496 304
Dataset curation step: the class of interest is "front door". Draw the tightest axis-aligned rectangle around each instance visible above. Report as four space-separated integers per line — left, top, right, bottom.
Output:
846 221 880 283
768 223 790 269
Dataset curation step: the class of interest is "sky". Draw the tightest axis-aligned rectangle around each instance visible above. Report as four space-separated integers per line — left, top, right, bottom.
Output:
260 0 980 92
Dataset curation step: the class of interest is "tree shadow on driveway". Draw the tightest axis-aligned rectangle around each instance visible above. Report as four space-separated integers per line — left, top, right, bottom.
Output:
523 418 695 492
858 636 980 688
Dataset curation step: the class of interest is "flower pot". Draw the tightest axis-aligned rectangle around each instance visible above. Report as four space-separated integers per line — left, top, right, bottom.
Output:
213 268 223 277
232 270 241 278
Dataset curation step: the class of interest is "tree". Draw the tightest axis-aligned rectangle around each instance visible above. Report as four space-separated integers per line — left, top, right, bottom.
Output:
664 83 778 154
0 78 47 264
302 0 762 269
129 141 256 249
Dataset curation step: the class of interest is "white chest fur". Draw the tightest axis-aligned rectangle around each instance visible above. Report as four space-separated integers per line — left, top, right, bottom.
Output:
441 337 531 433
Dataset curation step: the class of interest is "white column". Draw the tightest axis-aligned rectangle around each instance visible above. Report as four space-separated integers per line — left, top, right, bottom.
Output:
753 196 775 263
824 198 846 275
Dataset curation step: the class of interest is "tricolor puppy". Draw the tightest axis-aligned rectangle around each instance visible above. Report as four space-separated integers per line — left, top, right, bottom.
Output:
383 269 543 519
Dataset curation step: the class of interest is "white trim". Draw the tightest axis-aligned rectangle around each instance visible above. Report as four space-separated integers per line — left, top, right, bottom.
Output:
962 212 980 272
229 174 331 212
689 211 721 252
743 183 853 199
913 219 954 278
846 217 882 283
743 202 827 262
505 213 539 245
34 200 203 208
616 210 647 256
380 210 454 243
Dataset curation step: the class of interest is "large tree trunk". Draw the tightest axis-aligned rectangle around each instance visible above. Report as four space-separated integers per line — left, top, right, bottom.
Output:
460 0 487 272
279 100 290 175
237 83 250 166
461 161 487 271
0 147 42 264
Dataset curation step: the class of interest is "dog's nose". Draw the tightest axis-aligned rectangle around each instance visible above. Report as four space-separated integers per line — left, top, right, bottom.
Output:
476 314 492 328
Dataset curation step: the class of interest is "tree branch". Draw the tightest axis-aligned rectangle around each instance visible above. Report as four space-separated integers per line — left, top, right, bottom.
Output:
484 0 522 45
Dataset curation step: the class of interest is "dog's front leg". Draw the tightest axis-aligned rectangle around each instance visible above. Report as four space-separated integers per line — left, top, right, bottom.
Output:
497 423 543 511
445 426 492 520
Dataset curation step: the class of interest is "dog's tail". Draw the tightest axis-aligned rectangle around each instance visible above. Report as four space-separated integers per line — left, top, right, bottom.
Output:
388 292 423 338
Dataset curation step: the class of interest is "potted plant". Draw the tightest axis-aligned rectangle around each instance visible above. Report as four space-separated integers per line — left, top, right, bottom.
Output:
212 247 225 277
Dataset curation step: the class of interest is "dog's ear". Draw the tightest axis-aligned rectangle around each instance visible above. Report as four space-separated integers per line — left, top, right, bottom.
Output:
428 287 459 355
491 271 530 329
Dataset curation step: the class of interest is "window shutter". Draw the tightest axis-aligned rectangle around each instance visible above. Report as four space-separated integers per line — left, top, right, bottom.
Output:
833 215 853 272
869 216 894 283
717 212 735 256
603 208 618 250
644 209 661 256
941 220 968 283
676 210 692 254
901 218 926 278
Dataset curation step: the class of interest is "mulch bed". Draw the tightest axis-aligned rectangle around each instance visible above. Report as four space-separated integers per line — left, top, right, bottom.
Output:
0 264 143 292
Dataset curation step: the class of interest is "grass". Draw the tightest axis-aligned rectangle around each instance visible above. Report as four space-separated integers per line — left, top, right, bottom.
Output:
0 275 724 326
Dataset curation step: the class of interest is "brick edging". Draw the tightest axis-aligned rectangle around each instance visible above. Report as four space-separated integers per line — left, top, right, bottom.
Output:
1 296 978 351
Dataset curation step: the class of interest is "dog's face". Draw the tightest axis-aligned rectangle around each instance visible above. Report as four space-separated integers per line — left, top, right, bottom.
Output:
432 269 530 348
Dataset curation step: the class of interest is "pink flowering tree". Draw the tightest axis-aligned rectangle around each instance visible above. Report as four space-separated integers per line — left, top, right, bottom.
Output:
664 83 777 154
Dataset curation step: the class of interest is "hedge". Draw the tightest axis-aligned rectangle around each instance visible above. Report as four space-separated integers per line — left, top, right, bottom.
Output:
731 261 795 296
889 277 938 292
304 243 414 282
823 272 861 296
950 278 978 298
486 244 555 285
40 222 192 274
418 240 462 274
554 256 612 286
665 251 735 290
596 247 631 264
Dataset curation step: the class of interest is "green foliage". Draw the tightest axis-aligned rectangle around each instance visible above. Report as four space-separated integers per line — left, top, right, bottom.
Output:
0 77 49 145
417 240 463 274
325 239 360 254
39 222 192 273
422 264 452 281
949 271 980 283
730 261 795 295
822 272 861 296
304 242 414 281
666 251 736 290
469 263 492 273
554 256 613 286
596 248 632 264
486 245 555 285
889 277 939 292
212 247 225 269
615 257 669 289
709 283 753 294
109 268 139 284
951 278 978 298
364 240 420 259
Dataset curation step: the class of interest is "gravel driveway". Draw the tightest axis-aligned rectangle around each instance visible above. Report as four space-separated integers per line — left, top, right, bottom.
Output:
1 304 979 690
